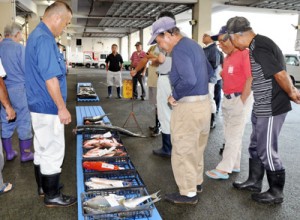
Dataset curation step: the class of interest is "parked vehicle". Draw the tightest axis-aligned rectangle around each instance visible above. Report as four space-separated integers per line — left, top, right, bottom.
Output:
285 54 300 84
69 52 99 68
123 61 131 70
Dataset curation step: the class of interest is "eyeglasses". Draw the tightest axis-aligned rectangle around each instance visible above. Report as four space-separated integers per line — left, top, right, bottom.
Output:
218 33 230 43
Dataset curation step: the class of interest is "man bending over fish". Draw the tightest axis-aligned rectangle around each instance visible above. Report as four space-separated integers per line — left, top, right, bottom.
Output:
148 16 213 204
25 1 76 207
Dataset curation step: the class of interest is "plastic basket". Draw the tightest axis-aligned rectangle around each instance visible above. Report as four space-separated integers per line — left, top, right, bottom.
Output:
81 187 154 220
84 170 145 192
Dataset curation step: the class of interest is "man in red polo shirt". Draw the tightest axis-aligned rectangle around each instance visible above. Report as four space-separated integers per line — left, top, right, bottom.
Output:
130 42 147 100
206 26 253 180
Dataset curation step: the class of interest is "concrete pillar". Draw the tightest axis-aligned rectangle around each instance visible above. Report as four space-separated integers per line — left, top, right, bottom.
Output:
192 0 212 46
118 37 121 54
139 29 144 46
27 13 40 35
0 1 14 36
296 15 300 52
128 33 131 62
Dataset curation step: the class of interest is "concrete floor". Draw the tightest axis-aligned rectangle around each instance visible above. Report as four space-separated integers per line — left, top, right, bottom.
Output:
0 68 299 220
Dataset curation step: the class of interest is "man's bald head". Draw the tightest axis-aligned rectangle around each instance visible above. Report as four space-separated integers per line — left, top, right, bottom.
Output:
44 1 72 18
42 1 72 37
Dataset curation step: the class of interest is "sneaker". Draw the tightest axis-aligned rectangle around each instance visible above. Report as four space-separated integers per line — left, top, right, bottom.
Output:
131 96 137 100
117 95 122 99
197 185 203 193
165 192 198 204
151 127 161 137
106 94 112 99
141 96 145 101
153 148 171 158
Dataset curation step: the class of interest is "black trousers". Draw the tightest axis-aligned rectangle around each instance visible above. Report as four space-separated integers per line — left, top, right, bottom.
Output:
132 73 146 98
214 79 222 112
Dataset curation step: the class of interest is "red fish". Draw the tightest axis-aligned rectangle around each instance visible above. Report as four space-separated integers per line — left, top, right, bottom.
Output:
83 161 124 171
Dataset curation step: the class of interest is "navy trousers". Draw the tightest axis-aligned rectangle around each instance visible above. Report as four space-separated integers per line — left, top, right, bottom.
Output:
248 112 287 171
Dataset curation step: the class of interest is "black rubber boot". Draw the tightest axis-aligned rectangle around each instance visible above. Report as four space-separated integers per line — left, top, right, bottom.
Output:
35 166 64 197
210 113 216 129
233 158 264 192
153 133 172 158
42 173 77 207
116 87 122 98
107 86 112 98
252 169 285 204
151 118 161 137
34 165 44 197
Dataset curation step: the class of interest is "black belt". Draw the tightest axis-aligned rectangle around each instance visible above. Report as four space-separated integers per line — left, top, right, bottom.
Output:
224 92 242 99
158 73 169 76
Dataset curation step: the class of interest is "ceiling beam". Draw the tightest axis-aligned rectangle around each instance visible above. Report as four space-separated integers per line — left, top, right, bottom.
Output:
73 14 155 21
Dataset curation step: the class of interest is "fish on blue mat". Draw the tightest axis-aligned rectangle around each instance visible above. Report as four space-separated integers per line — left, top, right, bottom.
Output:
74 124 147 138
83 191 160 214
84 114 111 125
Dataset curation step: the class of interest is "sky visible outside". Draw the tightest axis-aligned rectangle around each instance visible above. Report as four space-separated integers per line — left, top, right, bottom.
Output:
212 10 299 54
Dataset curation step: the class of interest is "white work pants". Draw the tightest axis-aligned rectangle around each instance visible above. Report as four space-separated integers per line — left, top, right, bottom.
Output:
31 112 65 175
157 75 172 134
216 94 253 172
107 71 122 87
208 83 217 114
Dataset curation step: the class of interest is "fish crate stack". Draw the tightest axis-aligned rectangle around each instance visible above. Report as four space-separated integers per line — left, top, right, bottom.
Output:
77 82 100 102
75 106 161 220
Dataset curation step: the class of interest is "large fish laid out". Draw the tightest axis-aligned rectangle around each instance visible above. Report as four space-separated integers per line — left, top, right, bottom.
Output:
83 137 123 149
74 124 147 138
83 161 125 171
85 177 132 190
83 146 127 158
83 191 160 214
84 114 111 125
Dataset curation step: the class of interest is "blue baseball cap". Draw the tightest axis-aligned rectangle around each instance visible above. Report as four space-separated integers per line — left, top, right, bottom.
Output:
211 26 227 41
148 17 176 45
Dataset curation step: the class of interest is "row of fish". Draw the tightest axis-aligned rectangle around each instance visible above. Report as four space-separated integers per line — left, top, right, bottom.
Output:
83 191 160 214
85 177 132 190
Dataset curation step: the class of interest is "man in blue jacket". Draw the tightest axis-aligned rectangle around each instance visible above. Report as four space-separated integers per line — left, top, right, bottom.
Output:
0 23 34 162
25 1 76 207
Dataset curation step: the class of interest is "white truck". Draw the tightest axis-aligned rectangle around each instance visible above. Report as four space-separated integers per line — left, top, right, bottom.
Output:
69 52 98 68
69 52 106 69
285 54 300 85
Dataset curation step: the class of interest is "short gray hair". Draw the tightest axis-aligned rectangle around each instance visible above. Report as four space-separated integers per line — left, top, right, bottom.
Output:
4 23 22 37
